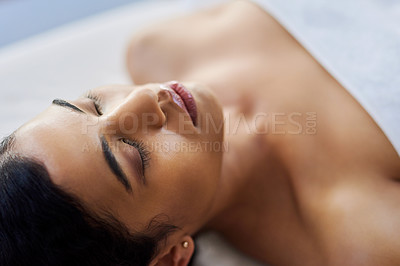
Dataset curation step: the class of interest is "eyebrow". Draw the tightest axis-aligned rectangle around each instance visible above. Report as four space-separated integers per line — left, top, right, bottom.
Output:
52 99 84 113
52 99 133 193
100 136 133 193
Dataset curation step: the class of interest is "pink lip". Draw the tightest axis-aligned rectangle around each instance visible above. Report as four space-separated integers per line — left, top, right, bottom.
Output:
163 81 198 126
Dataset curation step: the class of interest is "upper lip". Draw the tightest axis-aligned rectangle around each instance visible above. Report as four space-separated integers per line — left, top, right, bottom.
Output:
161 82 198 126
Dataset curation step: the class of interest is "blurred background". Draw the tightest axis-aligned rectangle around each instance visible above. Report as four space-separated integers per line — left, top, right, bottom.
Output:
0 0 144 48
0 0 189 138
0 0 222 138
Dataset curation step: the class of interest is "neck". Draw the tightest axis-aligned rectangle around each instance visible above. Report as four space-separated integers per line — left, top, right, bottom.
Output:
201 104 286 231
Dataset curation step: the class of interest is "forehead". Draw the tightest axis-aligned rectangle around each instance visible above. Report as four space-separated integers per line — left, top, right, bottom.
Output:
13 105 126 207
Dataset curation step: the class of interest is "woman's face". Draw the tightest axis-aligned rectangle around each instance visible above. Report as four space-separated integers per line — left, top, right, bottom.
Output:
13 82 224 233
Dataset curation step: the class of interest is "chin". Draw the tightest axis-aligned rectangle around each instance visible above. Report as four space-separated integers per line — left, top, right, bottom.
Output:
183 82 224 140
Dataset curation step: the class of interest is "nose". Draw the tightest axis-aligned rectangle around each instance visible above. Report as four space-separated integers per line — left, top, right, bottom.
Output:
103 88 166 136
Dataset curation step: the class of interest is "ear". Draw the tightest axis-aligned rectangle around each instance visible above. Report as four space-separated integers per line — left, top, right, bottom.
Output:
150 236 195 266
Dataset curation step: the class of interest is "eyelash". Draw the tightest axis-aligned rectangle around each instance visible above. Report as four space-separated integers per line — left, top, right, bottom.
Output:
121 138 150 174
85 92 150 176
86 92 103 115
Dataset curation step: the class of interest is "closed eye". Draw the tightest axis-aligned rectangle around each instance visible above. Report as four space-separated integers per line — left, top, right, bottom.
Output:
121 138 150 183
85 92 103 115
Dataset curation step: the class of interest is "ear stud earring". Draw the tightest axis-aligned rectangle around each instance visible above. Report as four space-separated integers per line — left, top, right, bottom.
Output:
182 241 189 248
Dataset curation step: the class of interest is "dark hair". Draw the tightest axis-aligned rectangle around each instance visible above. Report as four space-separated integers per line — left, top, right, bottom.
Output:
0 134 178 266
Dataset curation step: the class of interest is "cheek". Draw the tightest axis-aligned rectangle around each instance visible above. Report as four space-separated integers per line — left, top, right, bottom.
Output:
145 133 223 221
162 150 221 216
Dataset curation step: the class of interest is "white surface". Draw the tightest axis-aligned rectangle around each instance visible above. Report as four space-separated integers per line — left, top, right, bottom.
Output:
0 0 263 265
0 0 187 137
194 232 265 266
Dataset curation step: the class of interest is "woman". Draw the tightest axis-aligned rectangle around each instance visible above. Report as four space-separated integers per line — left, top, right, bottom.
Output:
1 1 399 265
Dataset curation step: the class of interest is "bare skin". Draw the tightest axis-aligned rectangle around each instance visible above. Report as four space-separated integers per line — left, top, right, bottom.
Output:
14 82 225 266
127 1 400 265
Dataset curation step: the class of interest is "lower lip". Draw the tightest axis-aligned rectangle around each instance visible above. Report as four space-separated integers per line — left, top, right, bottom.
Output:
165 82 198 126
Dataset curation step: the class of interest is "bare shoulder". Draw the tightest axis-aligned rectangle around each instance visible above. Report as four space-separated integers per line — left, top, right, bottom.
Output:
307 177 400 265
125 0 281 85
